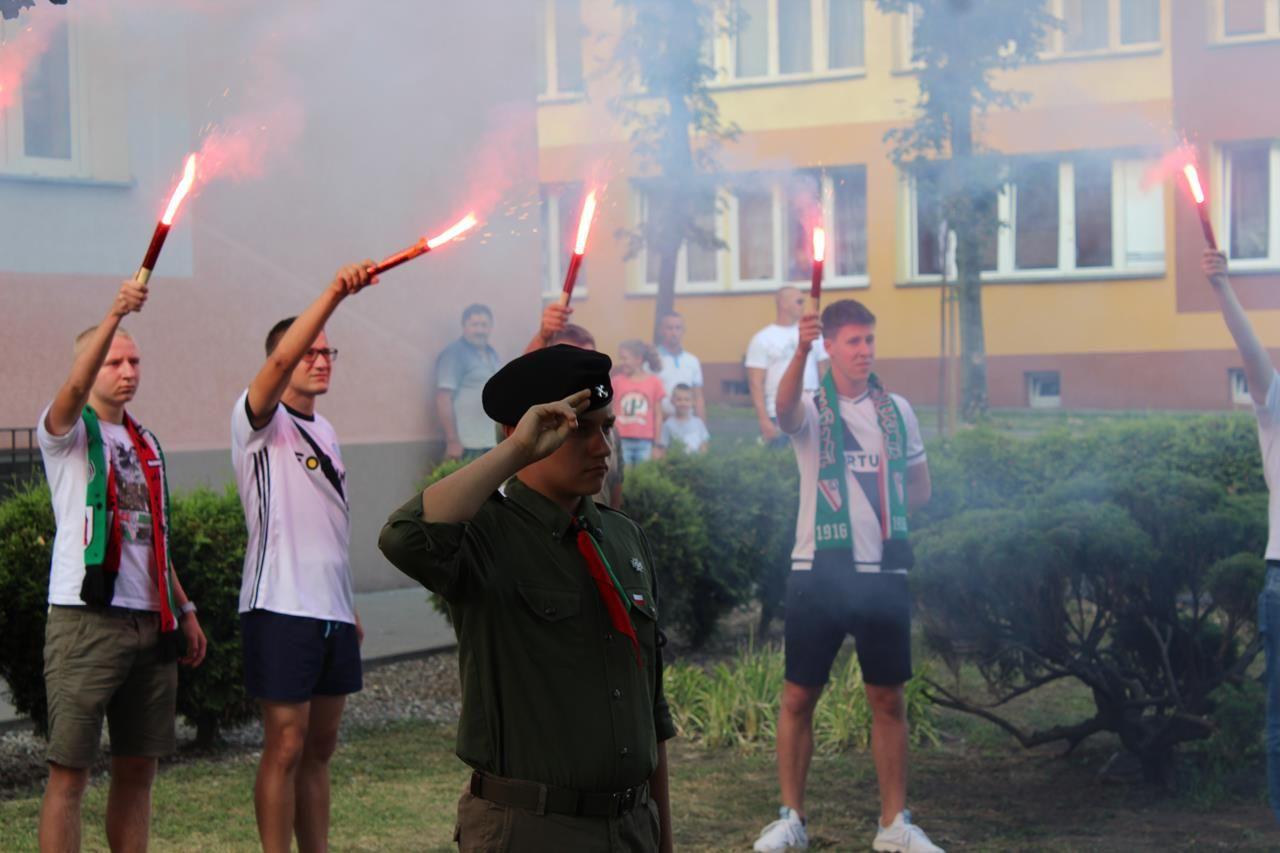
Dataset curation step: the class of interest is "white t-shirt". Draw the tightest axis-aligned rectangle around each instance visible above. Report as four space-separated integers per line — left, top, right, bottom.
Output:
657 347 704 417
744 324 828 419
788 391 926 572
38 406 160 610
231 391 355 623
1256 371 1280 561
659 415 710 452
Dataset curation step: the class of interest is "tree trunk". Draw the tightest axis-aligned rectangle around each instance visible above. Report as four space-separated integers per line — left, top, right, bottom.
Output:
650 90 696 343
948 109 989 421
195 715 220 750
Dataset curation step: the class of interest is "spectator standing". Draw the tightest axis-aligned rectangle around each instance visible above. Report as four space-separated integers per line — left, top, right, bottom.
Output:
657 383 710 455
435 304 500 461
612 339 665 465
746 287 828 447
655 312 706 421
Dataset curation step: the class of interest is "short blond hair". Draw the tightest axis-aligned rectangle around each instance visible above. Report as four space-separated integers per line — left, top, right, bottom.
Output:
73 326 133 356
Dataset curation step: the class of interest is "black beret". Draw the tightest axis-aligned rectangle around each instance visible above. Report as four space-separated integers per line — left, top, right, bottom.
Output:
482 344 613 426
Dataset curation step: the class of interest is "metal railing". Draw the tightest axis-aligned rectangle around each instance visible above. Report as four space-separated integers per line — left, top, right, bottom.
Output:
0 427 41 496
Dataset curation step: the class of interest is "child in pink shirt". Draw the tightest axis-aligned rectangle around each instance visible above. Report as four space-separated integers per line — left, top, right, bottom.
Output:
612 339 666 465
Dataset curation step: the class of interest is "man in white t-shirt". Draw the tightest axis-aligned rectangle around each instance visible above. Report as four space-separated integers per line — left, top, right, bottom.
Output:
655 312 706 420
1204 249 1280 824
36 279 207 852
753 299 941 853
231 262 373 853
745 286 828 447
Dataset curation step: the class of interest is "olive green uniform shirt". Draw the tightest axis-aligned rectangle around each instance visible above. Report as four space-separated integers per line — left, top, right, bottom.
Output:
378 477 676 793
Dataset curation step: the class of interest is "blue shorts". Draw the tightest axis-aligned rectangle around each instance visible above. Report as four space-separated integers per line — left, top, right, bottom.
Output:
240 609 363 703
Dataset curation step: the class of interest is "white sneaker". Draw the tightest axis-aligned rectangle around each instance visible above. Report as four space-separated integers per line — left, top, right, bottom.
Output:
752 806 809 851
872 810 944 852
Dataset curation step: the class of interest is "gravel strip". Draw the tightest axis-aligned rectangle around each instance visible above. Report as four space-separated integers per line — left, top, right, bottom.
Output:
0 650 461 798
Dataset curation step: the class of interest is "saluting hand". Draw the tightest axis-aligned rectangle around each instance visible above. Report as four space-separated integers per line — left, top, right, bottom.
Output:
511 389 591 464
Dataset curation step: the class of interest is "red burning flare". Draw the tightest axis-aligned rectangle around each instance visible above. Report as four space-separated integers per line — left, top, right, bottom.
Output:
369 212 478 276
136 153 199 284
1182 163 1218 249
560 189 599 306
809 225 826 306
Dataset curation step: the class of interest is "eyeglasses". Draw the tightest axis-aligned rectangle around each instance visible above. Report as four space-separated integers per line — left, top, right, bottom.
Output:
302 348 338 363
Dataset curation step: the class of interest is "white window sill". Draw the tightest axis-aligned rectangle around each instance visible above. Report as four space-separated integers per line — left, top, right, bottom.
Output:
0 170 133 188
711 68 867 92
537 92 586 105
898 267 1166 287
1225 261 1280 275
1040 43 1163 62
627 277 869 297
542 288 588 301
1210 33 1280 48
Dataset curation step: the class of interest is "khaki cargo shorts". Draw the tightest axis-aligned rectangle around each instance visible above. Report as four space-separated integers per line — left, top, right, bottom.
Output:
43 605 177 768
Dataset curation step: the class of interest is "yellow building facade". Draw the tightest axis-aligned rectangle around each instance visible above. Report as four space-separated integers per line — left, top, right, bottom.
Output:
535 0 1280 410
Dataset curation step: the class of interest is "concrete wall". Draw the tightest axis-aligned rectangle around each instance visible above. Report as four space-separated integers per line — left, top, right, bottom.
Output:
165 441 436 594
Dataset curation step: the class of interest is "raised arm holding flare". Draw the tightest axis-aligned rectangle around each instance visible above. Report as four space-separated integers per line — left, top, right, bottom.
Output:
381 345 675 852
37 279 206 853
232 262 374 853
1204 248 1280 826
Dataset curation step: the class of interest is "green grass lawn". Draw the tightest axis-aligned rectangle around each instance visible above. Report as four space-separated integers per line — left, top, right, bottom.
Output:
2 711 1274 852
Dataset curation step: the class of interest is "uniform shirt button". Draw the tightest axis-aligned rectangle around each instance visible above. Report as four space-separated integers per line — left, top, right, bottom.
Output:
619 747 629 756
543 606 556 617
612 689 622 699
604 633 613 641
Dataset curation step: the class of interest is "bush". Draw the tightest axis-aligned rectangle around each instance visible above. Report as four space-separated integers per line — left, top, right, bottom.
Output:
914 417 1269 785
0 481 253 744
167 485 256 747
664 643 938 751
0 481 55 735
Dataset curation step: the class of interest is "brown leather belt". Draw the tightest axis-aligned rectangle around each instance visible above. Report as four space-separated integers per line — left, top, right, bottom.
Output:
469 771 649 818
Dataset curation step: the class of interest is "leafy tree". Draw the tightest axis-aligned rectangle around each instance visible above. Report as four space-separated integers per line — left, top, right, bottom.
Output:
915 440 1267 786
611 0 738 340
876 0 1058 419
1 0 65 21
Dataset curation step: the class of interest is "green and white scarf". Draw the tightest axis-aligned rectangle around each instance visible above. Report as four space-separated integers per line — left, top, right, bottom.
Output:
813 369 913 570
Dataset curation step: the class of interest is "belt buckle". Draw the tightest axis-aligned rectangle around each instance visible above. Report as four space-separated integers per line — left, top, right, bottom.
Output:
613 786 636 815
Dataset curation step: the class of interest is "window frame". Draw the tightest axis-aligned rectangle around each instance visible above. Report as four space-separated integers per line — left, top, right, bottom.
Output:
1213 0 1280 44
1220 141 1280 271
1044 0 1163 57
537 0 585 102
904 155 1167 284
1027 371 1063 409
0 15 90 180
540 182 590 300
1229 367 1253 406
718 0 868 86
636 187 726 295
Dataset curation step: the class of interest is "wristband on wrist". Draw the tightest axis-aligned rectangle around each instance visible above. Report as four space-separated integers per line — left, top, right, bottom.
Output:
180 601 197 616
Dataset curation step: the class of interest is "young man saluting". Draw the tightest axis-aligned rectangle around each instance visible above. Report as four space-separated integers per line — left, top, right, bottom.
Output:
37 278 207 852
754 300 940 853
379 345 675 852
231 262 374 853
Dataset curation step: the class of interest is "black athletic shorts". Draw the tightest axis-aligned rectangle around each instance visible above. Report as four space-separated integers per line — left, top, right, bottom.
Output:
783 567 912 688
241 609 363 703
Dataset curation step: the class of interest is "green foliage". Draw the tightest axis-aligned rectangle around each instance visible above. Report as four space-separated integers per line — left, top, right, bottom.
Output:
0 482 253 743
420 459 470 626
665 643 938 752
0 481 55 734
914 415 1268 783
166 486 255 747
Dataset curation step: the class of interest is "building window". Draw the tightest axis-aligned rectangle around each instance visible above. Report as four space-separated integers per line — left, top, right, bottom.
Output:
537 0 584 97
730 0 865 80
1229 368 1253 406
1219 0 1280 39
908 156 1164 281
1 16 87 178
540 183 587 296
1223 142 1280 268
1027 372 1062 409
641 188 721 289
1051 0 1160 53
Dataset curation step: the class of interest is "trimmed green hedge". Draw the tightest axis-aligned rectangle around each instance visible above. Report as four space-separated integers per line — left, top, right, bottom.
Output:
0 481 254 744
